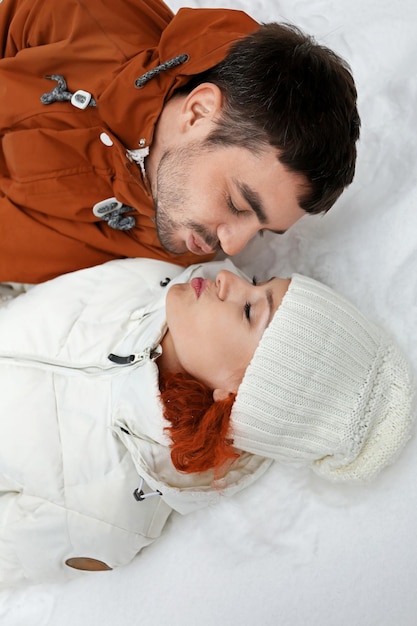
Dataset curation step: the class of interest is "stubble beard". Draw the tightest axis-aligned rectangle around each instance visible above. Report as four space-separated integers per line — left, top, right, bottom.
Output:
154 202 186 254
152 144 219 254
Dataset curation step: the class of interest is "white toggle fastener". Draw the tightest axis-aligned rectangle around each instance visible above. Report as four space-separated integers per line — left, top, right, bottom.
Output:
92 197 122 218
71 89 92 110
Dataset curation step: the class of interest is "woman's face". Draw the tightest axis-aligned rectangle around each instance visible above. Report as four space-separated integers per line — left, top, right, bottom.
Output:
166 270 290 395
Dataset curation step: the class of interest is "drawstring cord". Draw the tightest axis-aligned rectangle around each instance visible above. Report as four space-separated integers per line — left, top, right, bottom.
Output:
40 75 97 107
133 476 162 501
92 197 136 231
110 351 164 502
40 54 189 105
101 204 135 231
134 54 189 88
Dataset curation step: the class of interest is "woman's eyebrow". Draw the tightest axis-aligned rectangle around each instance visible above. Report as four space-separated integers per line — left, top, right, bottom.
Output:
266 289 274 327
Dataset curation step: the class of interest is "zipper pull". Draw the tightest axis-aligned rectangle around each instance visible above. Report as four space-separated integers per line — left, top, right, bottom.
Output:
107 346 162 365
108 352 146 365
108 346 158 365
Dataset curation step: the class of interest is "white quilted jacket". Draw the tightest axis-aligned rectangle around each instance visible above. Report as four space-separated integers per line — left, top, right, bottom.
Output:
0 258 270 585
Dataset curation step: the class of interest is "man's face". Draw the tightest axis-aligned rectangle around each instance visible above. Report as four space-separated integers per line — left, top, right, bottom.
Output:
152 141 307 257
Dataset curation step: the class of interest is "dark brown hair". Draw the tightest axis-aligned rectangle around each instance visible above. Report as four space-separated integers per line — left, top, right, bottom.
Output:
179 23 360 214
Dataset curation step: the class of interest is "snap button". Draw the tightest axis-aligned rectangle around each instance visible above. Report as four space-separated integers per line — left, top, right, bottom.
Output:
65 557 112 571
71 89 92 110
92 197 122 217
100 132 113 147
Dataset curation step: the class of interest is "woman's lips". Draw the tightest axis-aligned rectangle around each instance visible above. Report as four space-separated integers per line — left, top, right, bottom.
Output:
190 277 206 298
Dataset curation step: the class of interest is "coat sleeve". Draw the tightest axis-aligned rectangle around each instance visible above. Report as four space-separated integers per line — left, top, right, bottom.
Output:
0 490 171 586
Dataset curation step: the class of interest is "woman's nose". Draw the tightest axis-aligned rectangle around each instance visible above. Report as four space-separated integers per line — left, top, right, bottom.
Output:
215 270 234 300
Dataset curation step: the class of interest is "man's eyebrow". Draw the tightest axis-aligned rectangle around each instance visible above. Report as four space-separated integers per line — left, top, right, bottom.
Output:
236 181 287 235
235 180 288 235
236 181 268 224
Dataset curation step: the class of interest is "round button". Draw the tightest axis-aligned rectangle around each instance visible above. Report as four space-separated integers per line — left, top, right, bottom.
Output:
100 132 113 147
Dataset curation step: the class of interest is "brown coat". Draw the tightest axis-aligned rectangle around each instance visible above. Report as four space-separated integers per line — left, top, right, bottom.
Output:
0 0 258 282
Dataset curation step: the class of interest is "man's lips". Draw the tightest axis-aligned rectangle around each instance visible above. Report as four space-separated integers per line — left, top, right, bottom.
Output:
186 233 214 255
190 277 206 298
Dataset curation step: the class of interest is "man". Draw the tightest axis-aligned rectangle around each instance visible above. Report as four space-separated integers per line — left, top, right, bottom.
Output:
0 0 360 283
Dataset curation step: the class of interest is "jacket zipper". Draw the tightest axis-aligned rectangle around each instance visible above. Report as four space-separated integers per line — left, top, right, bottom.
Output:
0 347 156 374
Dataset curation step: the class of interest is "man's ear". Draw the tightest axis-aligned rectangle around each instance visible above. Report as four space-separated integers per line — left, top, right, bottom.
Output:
180 83 223 132
213 388 233 402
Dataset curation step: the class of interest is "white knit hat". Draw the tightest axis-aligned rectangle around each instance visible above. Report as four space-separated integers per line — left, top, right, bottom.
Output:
231 274 415 481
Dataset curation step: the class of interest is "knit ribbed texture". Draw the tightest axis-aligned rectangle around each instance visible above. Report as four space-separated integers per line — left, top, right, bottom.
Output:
231 275 415 481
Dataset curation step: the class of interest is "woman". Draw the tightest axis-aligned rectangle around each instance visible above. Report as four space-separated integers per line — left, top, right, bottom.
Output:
0 258 413 584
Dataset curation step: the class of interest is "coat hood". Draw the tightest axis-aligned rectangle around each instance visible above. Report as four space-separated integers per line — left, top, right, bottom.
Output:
97 7 259 148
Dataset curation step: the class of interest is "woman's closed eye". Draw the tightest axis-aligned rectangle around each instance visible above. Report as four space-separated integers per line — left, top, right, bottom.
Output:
244 302 251 321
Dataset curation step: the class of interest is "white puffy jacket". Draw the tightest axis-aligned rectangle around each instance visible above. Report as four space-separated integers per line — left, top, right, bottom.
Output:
0 258 271 585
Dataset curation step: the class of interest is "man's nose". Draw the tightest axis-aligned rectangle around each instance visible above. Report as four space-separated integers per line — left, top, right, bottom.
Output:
217 223 259 256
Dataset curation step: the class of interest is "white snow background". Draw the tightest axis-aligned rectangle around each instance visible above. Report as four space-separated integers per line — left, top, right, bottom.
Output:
2 0 417 624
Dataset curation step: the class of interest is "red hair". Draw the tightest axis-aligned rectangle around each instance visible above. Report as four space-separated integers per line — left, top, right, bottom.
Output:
159 372 239 474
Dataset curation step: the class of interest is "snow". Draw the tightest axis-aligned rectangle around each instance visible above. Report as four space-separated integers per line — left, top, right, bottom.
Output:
2 0 417 624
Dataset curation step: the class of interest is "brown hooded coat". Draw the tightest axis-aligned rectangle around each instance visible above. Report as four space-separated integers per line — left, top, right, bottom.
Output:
0 0 258 282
